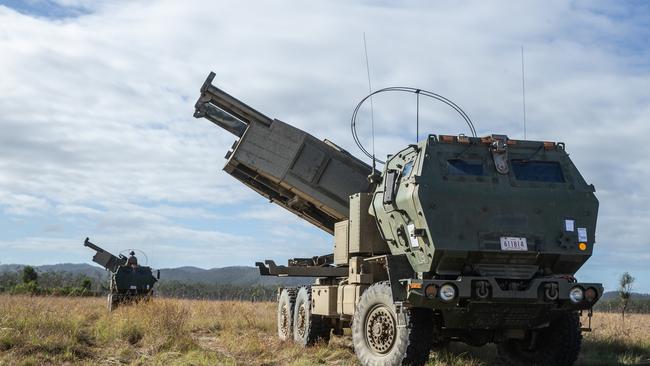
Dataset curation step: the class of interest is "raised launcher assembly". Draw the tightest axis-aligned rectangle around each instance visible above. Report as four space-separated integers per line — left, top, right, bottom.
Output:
84 237 159 311
194 72 373 234
194 72 603 366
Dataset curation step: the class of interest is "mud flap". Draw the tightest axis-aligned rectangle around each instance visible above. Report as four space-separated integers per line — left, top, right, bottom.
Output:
394 301 408 328
384 254 414 302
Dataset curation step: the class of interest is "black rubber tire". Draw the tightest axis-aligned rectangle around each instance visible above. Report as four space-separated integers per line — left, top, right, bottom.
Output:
497 311 582 366
431 312 450 349
352 282 433 366
293 286 331 346
277 288 296 341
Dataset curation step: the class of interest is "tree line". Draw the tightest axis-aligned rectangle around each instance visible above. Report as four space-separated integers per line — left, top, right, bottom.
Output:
156 280 278 301
1 267 647 310
0 266 102 296
0 266 278 301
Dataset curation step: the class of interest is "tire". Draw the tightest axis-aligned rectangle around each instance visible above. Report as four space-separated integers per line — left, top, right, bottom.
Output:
497 311 582 366
293 286 331 346
431 312 450 349
277 288 296 341
352 282 433 366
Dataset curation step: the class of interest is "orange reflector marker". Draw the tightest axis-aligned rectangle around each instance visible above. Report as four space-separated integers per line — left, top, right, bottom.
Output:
425 284 438 299
440 135 456 143
507 140 518 145
543 141 555 150
585 287 597 302
409 282 422 289
578 242 587 251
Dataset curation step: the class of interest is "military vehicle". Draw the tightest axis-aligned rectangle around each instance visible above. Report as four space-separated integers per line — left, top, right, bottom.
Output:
83 237 159 311
193 71 602 366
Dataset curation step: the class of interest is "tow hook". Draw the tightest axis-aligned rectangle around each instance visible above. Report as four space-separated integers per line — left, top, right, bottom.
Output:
544 283 559 300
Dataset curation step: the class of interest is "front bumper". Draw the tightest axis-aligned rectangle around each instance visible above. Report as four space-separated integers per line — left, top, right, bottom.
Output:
406 276 603 311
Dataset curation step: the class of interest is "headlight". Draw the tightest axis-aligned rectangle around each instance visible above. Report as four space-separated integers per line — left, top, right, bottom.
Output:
569 287 584 303
439 284 456 302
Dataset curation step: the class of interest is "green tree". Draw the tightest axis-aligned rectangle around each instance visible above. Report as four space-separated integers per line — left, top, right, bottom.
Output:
619 272 635 321
81 278 93 291
22 266 38 284
81 278 92 291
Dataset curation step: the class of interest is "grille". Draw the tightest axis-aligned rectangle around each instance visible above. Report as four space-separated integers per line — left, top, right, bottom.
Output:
475 264 539 279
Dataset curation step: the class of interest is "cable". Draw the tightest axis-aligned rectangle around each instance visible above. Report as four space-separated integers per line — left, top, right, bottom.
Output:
351 86 477 165
362 33 376 170
416 89 420 142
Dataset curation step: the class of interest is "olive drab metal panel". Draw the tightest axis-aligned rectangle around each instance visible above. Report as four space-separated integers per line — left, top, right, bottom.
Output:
311 285 338 316
372 135 599 275
348 256 373 284
334 221 349 265
348 193 389 254
114 266 158 292
337 284 368 315
194 72 374 234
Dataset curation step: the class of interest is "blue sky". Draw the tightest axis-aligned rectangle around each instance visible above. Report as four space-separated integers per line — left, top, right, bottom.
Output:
0 0 648 292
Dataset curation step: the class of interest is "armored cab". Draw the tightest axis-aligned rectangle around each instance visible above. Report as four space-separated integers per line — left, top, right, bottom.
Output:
84 238 159 311
194 72 603 366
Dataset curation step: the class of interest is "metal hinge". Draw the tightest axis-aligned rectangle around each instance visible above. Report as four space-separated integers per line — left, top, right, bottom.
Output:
490 134 509 174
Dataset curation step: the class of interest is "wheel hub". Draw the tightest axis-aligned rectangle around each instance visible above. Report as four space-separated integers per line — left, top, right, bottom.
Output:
365 306 396 354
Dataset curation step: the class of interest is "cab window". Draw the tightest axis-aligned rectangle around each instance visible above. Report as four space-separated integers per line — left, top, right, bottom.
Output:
402 161 414 178
447 159 484 176
511 160 564 182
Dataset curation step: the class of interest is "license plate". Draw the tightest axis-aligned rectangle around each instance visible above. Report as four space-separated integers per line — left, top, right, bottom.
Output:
500 237 528 251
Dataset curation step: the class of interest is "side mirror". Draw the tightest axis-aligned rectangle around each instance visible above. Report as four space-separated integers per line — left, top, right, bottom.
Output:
157 270 160 280
382 170 399 205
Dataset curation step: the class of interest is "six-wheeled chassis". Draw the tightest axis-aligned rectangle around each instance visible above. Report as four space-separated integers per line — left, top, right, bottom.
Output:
258 255 602 346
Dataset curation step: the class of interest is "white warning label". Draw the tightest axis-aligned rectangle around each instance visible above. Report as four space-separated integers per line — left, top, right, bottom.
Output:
577 228 588 242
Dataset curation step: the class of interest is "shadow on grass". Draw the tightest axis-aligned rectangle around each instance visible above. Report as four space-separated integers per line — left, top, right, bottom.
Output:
430 343 498 366
427 338 650 366
580 337 650 366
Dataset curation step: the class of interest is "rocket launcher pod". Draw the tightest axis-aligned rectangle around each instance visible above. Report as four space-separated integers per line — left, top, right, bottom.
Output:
84 237 123 273
194 72 375 233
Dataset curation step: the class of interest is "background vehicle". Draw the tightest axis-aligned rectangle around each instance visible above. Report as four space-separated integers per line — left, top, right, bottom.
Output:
194 72 602 366
84 237 159 311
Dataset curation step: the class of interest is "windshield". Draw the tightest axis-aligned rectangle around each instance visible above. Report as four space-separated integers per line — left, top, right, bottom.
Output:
447 159 484 176
511 160 564 182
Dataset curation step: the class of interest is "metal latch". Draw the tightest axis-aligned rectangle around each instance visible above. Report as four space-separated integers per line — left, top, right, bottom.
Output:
490 134 509 174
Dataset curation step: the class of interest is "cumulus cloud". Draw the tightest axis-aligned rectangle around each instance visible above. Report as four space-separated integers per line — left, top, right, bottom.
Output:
0 0 648 291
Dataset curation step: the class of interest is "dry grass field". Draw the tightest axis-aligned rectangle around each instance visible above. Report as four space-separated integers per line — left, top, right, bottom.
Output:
0 295 648 365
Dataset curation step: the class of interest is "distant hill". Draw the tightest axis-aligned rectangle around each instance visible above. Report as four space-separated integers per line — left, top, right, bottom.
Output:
0 263 309 287
600 291 650 301
0 263 107 279
158 265 309 286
